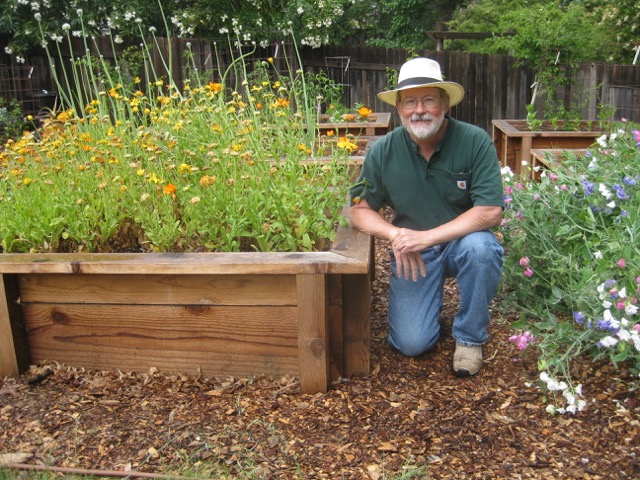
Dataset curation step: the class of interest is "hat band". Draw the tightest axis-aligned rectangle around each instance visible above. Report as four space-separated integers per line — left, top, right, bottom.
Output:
396 77 442 89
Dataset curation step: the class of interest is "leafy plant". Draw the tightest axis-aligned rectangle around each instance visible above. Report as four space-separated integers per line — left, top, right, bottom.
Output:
500 122 640 413
0 97 29 145
0 21 359 254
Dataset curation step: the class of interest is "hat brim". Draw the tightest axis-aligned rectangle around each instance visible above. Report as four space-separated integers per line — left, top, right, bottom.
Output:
377 81 465 108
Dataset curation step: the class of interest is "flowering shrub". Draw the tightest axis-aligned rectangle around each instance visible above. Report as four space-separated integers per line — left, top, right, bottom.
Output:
501 121 640 413
0 32 361 254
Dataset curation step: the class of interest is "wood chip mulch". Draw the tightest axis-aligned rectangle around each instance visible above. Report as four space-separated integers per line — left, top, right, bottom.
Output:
1 237 639 479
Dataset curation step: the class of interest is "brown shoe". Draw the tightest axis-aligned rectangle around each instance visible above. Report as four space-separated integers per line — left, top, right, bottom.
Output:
453 343 483 377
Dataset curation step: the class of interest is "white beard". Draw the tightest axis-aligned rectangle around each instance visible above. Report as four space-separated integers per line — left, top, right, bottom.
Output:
402 111 445 140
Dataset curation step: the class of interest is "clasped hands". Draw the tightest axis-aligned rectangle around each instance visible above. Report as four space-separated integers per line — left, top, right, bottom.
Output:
390 228 427 281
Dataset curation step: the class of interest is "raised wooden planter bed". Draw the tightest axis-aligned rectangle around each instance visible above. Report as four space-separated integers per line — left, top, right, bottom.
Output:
492 119 602 177
0 213 373 394
317 112 392 136
530 148 589 180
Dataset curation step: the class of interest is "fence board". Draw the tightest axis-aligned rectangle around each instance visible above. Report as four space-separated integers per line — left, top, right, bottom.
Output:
3 39 640 133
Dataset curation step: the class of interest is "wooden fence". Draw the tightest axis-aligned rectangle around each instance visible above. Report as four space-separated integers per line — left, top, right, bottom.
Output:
2 38 640 133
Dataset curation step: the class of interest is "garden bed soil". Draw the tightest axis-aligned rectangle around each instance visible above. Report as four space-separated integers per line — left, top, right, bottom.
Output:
1 234 639 479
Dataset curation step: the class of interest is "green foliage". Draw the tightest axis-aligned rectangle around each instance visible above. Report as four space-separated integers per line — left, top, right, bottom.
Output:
500 122 640 412
448 0 614 66
364 0 466 49
0 97 29 145
0 26 359 254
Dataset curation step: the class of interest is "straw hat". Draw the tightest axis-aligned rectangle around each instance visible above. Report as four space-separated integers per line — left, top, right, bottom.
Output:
377 57 465 107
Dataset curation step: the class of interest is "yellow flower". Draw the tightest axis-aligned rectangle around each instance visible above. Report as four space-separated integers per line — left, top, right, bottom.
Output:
178 163 192 174
337 136 359 153
358 106 372 118
23 177 32 185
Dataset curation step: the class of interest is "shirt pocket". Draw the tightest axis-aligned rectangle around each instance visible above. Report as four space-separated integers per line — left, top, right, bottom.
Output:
446 170 472 208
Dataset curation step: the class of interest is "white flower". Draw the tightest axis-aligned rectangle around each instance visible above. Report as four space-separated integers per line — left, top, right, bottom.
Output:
598 183 612 199
594 251 603 260
545 404 557 414
297 6 304 14
596 134 608 148
34 12 41 21
62 23 70 31
625 304 638 315
4 47 13 55
599 336 618 347
618 329 631 341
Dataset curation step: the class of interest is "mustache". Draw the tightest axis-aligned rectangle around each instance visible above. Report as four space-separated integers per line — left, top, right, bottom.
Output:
409 113 435 121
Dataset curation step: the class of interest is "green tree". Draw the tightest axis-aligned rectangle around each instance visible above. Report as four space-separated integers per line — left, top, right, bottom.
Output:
364 0 466 49
447 0 613 119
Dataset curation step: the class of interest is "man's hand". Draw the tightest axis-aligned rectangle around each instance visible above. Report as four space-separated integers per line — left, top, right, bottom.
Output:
392 247 426 281
390 228 427 281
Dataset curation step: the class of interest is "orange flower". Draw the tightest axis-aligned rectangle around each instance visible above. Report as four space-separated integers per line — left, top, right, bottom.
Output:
357 106 372 118
342 113 356 122
273 97 290 109
163 183 177 195
207 82 223 93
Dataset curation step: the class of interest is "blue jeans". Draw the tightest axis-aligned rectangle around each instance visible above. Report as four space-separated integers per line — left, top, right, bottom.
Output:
387 231 504 356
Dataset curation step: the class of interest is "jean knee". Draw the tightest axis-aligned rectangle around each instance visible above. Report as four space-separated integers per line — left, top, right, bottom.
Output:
458 232 504 264
390 330 438 357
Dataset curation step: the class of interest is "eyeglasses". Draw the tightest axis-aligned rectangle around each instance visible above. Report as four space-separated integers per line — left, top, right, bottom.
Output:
400 96 441 111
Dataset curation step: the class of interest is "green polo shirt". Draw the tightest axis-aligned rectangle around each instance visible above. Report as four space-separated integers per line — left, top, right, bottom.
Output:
350 117 504 230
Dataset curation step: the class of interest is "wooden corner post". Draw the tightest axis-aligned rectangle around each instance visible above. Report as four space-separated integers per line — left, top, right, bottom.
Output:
296 274 329 393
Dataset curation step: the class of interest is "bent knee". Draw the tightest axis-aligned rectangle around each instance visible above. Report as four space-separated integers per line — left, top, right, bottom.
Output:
389 333 438 357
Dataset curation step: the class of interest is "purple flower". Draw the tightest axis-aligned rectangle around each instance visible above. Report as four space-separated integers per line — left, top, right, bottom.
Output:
573 311 585 325
604 279 618 289
582 179 595 195
612 184 628 200
623 176 637 186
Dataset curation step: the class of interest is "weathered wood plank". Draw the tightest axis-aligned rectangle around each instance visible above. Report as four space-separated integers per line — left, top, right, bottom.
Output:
0 251 368 275
23 303 299 376
342 273 371 378
0 275 19 376
328 275 344 380
0 274 30 376
297 274 329 393
18 274 296 305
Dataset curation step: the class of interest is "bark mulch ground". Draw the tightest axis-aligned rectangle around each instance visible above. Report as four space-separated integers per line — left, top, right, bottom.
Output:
1 238 639 479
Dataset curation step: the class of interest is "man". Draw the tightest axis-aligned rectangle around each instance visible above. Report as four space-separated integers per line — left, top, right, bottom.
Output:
349 57 504 377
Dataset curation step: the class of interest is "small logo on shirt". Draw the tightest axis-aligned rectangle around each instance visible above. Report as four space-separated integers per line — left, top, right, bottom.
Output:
457 180 468 190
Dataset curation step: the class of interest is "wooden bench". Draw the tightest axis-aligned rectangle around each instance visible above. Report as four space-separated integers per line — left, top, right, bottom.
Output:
0 210 373 394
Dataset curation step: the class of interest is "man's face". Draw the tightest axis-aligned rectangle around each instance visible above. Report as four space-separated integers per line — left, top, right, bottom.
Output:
397 87 449 141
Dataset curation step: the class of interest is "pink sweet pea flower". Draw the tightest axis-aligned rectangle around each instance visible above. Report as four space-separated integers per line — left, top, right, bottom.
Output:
523 267 534 278
616 258 626 269
509 331 534 350
519 256 530 267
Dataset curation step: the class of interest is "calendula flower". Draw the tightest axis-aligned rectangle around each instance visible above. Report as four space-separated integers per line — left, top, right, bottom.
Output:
163 183 177 195
357 106 372 118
